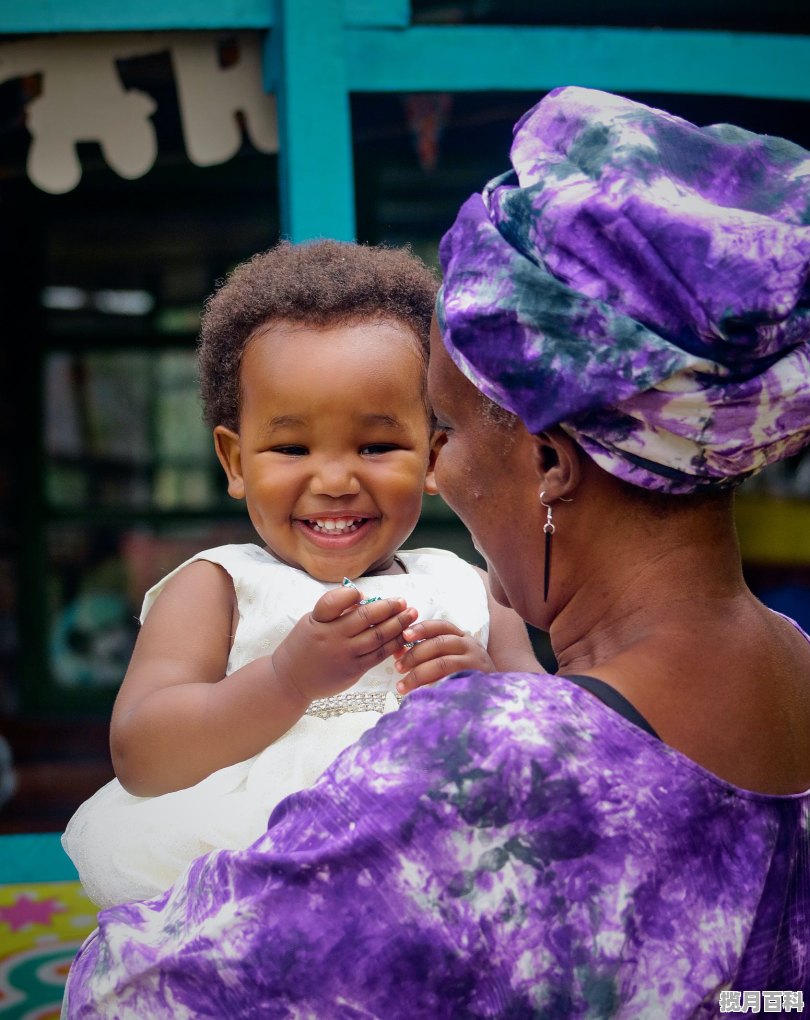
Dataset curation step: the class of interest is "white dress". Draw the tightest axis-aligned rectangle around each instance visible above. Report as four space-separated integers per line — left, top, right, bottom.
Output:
62 544 490 909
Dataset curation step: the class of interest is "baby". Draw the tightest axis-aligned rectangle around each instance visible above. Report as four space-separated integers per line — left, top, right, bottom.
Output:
62 240 539 908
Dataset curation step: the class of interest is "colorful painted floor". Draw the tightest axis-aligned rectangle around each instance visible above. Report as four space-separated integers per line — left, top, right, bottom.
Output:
0 836 95 1018
0 881 96 1018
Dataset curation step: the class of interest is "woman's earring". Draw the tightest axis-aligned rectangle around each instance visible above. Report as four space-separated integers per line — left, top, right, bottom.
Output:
541 491 554 603
540 492 573 603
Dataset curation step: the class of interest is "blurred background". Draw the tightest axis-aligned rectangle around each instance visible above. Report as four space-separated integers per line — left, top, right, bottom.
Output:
1 0 809 835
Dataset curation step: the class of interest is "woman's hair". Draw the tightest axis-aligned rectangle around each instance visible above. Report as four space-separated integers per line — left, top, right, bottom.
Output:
198 240 439 430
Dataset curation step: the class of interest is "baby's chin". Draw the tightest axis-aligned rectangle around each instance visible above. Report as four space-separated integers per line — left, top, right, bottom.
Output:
294 556 402 584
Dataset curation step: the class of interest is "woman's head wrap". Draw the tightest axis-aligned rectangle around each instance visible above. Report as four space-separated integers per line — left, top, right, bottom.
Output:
437 86 810 493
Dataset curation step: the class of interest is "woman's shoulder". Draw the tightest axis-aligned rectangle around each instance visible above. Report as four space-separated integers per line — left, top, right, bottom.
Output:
770 609 810 647
352 669 810 809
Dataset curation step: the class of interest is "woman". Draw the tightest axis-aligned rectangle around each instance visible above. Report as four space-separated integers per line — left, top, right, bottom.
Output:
64 87 809 1019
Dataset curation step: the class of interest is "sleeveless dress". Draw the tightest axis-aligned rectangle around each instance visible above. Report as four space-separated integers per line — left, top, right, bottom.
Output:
61 544 489 910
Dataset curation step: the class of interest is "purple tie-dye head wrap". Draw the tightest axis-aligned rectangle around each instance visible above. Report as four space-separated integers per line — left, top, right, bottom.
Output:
437 86 810 493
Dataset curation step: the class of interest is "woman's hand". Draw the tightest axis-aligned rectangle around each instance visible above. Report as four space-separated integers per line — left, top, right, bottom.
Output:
393 620 495 694
272 584 417 704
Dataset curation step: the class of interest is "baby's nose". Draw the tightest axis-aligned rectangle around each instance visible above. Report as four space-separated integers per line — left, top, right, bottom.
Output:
310 458 362 496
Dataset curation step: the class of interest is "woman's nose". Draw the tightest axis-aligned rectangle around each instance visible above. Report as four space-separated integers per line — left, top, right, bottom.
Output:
309 458 361 497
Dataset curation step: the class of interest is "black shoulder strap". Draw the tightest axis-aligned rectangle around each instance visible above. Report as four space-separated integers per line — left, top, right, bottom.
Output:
561 674 661 740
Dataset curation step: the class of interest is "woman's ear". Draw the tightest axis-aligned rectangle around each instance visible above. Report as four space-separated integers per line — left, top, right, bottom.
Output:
530 427 582 501
424 430 444 496
213 426 246 500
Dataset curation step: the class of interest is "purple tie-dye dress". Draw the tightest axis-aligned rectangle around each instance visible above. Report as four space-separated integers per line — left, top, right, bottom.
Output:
63 668 809 1019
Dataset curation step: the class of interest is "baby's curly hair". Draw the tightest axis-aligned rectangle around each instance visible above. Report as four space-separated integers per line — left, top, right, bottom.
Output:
198 239 439 430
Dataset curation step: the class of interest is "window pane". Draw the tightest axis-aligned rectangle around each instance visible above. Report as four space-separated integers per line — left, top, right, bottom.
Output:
45 349 223 510
47 521 256 690
47 526 139 690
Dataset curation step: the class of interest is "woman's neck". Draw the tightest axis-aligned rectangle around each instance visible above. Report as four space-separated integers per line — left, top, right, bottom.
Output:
547 503 810 794
549 501 747 675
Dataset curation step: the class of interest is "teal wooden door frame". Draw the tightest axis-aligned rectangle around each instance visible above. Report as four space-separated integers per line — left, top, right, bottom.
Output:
271 0 357 243
2 0 810 241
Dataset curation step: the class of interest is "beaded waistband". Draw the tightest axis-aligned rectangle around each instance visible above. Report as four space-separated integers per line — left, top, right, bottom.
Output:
305 690 404 720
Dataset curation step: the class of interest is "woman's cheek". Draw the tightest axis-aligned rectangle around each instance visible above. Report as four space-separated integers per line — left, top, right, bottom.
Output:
433 445 460 509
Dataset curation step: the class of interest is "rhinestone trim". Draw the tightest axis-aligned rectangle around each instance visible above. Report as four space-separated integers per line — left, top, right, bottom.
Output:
305 690 404 719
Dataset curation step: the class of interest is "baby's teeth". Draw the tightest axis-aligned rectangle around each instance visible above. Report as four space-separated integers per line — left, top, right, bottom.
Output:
310 518 360 531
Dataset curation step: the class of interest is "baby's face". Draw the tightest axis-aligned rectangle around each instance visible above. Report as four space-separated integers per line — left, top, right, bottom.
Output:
214 319 433 582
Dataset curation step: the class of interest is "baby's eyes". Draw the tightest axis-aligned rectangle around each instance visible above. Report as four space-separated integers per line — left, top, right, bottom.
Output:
271 445 308 456
270 444 400 456
360 444 400 455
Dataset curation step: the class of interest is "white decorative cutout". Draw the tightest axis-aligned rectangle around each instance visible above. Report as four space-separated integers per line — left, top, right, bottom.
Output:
171 35 278 167
0 32 278 194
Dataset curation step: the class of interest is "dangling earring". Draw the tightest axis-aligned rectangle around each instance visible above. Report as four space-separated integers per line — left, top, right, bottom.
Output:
541 491 554 603
540 492 573 602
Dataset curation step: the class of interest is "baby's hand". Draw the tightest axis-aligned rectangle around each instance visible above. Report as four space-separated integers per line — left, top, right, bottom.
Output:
393 620 494 694
272 584 417 703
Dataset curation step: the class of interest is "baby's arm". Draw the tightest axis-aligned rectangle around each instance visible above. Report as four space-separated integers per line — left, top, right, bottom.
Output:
394 566 541 693
111 561 415 796
476 567 544 673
